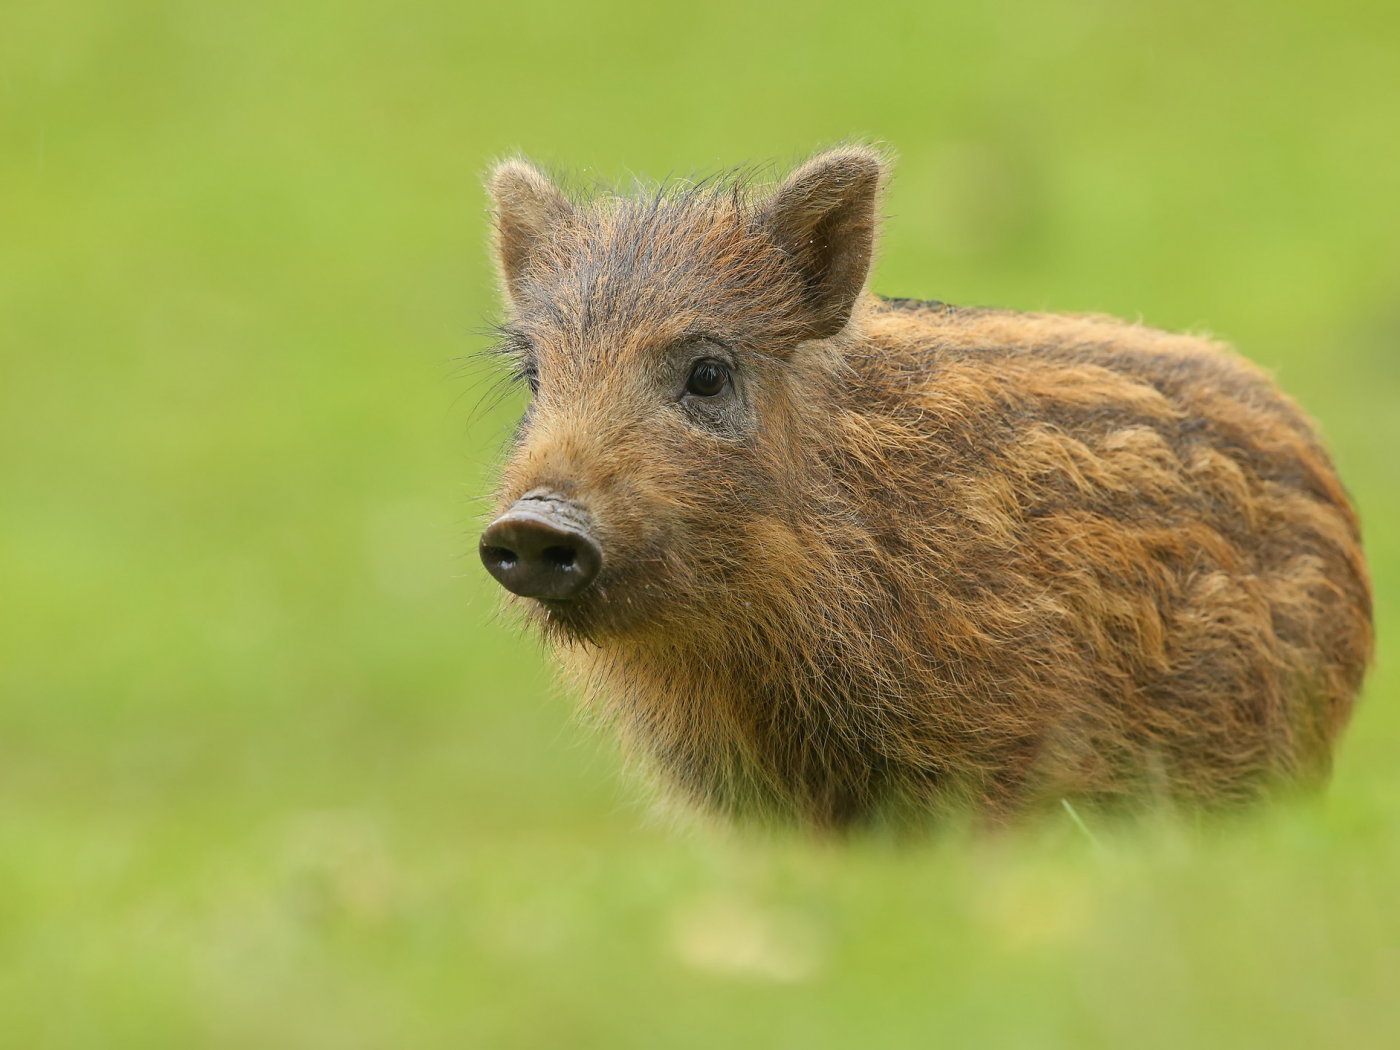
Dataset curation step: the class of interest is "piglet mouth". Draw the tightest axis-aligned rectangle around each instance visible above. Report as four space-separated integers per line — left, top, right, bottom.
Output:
479 492 603 601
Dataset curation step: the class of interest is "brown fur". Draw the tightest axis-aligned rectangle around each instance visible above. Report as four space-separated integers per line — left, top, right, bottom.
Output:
481 148 1373 830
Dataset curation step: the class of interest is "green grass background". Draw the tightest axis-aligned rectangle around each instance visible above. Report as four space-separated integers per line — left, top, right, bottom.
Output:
2 0 1398 1045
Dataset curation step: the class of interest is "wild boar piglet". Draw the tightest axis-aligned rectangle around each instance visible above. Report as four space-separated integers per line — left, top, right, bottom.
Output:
476 147 1373 829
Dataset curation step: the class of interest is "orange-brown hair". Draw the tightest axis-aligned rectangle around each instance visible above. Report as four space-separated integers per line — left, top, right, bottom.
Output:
479 148 1373 829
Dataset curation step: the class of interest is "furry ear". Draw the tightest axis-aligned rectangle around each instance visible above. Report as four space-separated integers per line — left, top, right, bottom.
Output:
762 147 886 339
487 159 574 304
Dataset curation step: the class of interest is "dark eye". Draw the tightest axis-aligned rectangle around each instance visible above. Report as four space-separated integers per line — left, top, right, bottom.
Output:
686 359 729 398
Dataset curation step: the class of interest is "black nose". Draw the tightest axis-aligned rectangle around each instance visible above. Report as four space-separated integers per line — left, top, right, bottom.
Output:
479 499 603 600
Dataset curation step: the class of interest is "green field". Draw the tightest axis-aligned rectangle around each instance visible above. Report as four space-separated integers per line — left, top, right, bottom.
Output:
2 1 1398 1045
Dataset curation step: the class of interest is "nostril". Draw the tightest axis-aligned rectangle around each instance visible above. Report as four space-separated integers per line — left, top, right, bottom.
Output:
542 545 576 569
482 546 517 570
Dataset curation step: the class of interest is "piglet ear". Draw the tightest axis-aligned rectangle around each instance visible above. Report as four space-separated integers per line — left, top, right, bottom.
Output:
487 159 574 305
762 147 886 339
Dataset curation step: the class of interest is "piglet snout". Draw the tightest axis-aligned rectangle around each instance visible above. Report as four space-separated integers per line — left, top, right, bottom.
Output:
480 495 602 600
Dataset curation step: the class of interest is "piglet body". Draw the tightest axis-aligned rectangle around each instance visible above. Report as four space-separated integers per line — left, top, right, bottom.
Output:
478 149 1373 828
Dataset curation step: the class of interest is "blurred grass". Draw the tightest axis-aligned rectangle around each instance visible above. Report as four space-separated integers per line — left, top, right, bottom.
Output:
1 0 1398 1046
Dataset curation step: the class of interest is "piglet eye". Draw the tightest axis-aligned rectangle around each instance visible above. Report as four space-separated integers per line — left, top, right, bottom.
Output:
686 359 729 398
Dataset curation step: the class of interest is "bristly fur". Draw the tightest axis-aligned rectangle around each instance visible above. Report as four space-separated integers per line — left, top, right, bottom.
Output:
479 146 1374 831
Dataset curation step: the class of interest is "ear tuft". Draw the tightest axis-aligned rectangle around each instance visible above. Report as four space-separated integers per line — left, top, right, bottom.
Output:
762 147 887 339
488 159 574 304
